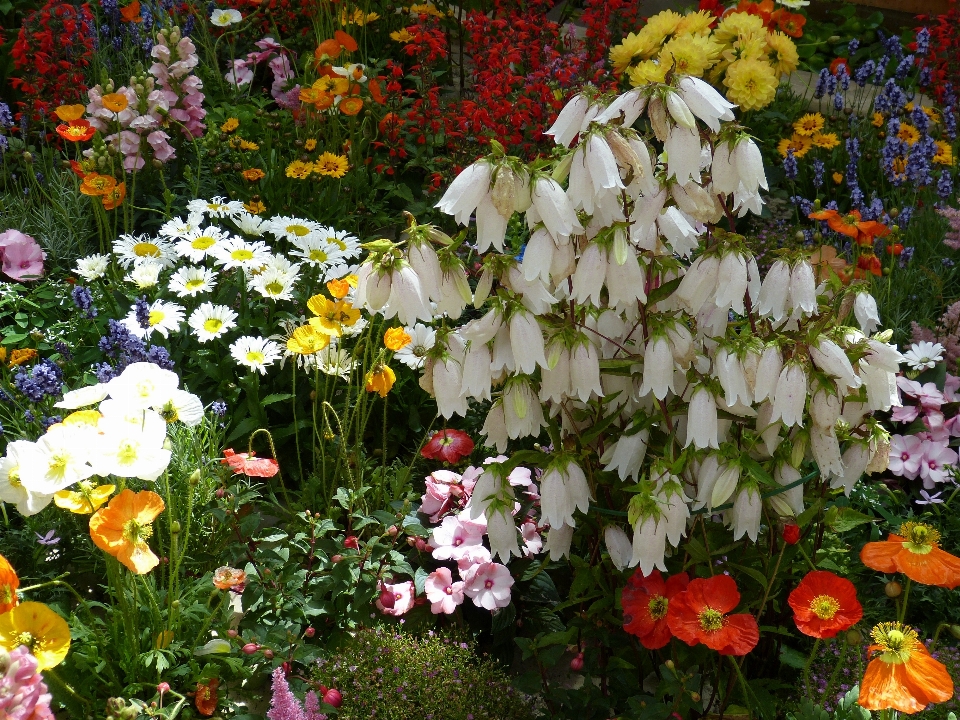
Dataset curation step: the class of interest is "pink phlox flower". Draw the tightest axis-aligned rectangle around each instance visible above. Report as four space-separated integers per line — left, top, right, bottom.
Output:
888 434 924 480
430 515 484 561
424 567 465 614
455 545 492 574
521 521 542 557
891 404 920 423
918 439 959 487
462 562 514 610
375 580 415 616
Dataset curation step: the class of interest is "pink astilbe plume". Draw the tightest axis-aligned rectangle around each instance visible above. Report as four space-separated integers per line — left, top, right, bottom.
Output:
266 666 306 720
912 300 960 370
939 207 960 251
0 645 56 720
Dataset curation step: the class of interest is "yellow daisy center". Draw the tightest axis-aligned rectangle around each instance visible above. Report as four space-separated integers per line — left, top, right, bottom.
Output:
309 249 328 262
264 281 284 296
203 318 223 333
810 595 840 620
185 278 206 291
133 241 160 257
286 224 310 237
148 310 164 326
698 608 724 632
191 236 215 250
246 350 265 364
231 249 254 261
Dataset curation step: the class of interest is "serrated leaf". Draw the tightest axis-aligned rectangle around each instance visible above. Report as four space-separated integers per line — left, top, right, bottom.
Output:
260 393 293 406
823 506 874 533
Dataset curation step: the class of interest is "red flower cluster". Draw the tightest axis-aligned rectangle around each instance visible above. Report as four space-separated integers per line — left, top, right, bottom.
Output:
10 0 97 121
917 1 960 103
727 0 806 38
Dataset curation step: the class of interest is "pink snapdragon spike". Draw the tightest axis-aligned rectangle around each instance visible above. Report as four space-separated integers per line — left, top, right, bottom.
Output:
0 645 56 720
424 567 465 614
375 580 415 616
462 561 514 610
0 230 45 282
888 434 924 480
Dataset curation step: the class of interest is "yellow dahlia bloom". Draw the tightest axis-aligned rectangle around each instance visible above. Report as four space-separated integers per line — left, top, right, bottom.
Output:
723 58 778 110
644 10 684 39
609 31 661 71
766 31 799 76
675 9 716 36
627 60 669 87
714 12 765 44
660 34 721 77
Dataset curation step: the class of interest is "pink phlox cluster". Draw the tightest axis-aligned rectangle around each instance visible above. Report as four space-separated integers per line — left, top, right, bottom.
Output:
912 300 960 371
889 373 960 488
266 666 327 720
0 229 45 282
0 646 56 720
150 28 206 138
224 36 298 106
938 207 960 251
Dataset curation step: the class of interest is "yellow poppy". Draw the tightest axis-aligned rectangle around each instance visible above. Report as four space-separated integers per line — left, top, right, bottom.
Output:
89 489 165 574
384 327 412 351
55 104 86 122
365 363 396 398
101 93 129 113
286 325 331 355
307 295 360 336
0 602 71 670
832 172 843 184
55 481 115 514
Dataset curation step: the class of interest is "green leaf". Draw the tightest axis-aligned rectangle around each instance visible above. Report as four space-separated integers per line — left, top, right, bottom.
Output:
729 563 768 591
260 393 293 406
647 276 682 306
779 644 807 669
225 416 261 444
823 506 874 533
491 602 516 634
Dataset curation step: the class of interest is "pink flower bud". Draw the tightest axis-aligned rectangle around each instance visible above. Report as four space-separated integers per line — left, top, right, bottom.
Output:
227 629 238 638
323 689 343 708
242 643 259 655
304 627 315 638
379 586 396 609
343 535 359 549
262 648 274 659
570 656 584 672
331 554 344 563
157 682 170 694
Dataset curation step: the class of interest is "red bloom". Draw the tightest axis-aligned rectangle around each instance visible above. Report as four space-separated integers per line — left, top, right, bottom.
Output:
788 570 863 639
622 569 690 649
857 253 883 277
194 678 219 717
421 429 475 463
221 448 279 477
666 574 759 655
782 523 801 545
771 9 806 37
830 57 849 76
56 119 95 142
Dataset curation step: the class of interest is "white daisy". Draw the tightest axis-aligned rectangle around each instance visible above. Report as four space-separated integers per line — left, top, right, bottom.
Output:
258 254 301 280
394 323 437 369
122 299 185 339
903 341 944 371
187 196 245 219
230 335 283 374
188 302 238 343
317 343 355 380
250 268 296 301
232 212 267 236
211 238 273 271
113 233 176 269
75 254 111 281
169 266 218 296
125 260 163 289
318 227 361 257
174 226 232 262
158 214 206 240
288 232 348 267
266 215 324 242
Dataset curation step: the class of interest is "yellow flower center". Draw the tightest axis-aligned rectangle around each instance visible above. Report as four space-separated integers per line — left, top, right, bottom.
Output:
246 350 265 364
900 521 939 554
286 224 310 237
122 518 154 544
698 608 724 632
47 454 69 482
133 242 160 257
66 126 88 138
871 622 919 664
810 595 840 620
203 318 224 333
207 203 227 212
191 236 215 250
158 401 179 423
0 586 14 605
148 310 164 326
264 281 285 296
185 278 206 291
14 631 38 653
7 468 22 488
309 249 328 262
231 249 254 262
648 596 668 621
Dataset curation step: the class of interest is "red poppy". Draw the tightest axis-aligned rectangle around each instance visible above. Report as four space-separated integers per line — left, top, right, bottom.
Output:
734 0 774 24
69 160 86 179
56 119 95 142
885 243 904 255
857 253 883 277
195 678 219 716
788 570 863 639
771 9 805 37
421 429 475 463
221 448 280 478
699 0 725 17
809 209 890 245
830 57 849 76
861 522 960 589
666 574 759 655
622 569 690 649
782 523 801 545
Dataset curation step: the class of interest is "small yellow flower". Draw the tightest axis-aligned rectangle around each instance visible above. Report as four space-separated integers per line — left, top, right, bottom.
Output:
54 481 115 514
675 9 716 36
242 168 266 181
897 124 920 146
777 133 813 158
304 138 317 151
390 28 414 43
811 132 840 149
307 295 361 336
0 602 71 671
286 325 331 355
384 327 412 351
872 112 885 127
313 152 349 178
285 160 315 179
9 348 38 367
239 139 260 151
365 363 396 398
0 348 7 363
55 104 86 122
793 113 825 137
326 277 351 299
220 117 240 133
832 171 843 184
409 3 444 18
244 199 266 214
934 141 954 166
340 7 379 25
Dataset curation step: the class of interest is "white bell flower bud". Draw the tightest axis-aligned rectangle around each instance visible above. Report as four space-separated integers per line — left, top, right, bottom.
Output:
586 133 625 195
774 462 805 516
600 428 649 481
863 338 903 374
357 263 392 312
729 485 762 542
604 526 633 571
570 340 603 403
491 323 516 375
860 364 899 412
676 76 735 132
630 514 668 576
667 323 695 369
809 386 842 429
434 353 468 419
789 260 818 317
771 362 807 427
461 307 503 345
540 339 571 403
509 310 547 375
545 93 591 147
626 136 659 198
693 453 720 510
715 252 749 315
810 426 844 479
665 91 696 129
546 522 575 560
710 462 740 510
830 442 872 495
676 255 720 314
746 256 761 308
810 337 861 391
716 347 752 407
595 87 647 128
854 292 881 335
639 336 676 401
731 137 768 194
685 386 719 449
757 260 791 321
754 344 783 403
461 343 492 402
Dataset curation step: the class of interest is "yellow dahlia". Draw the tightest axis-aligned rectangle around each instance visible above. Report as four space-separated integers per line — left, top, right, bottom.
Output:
723 57 778 111
714 11 766 44
660 34 721 77
766 30 799 76
675 9 716 36
627 59 669 87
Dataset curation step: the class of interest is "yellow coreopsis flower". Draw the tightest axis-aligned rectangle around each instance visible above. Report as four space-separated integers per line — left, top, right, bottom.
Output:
55 481 115 514
365 363 396 398
872 112 885 127
777 133 813 158
0 602 71 671
304 139 317 151
832 171 844 184
244 199 266 214
766 30 798 76
314 152 349 178
307 295 361 336
897 124 920 146
723 57 778 111
384 327 412 351
811 132 840 149
391 28 414 43
238 139 260 151
286 160 314 179
934 141 955 165
286 325 331 355
220 118 240 133
793 113 825 136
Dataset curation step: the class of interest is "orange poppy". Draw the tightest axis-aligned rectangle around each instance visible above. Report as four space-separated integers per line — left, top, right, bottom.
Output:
89 489 165 574
335 29 358 52
829 57 849 76
861 522 960 588
856 252 883 277
788 570 863 639
119 0 141 22
101 92 129 112
368 78 385 104
56 120 96 142
80 173 117 196
809 208 889 245
622 569 690 649
102 182 127 210
54 104 86 122
339 97 363 116
0 553 19 614
771 9 805 37
69 160 88 179
315 38 342 60
195 678 219 716
859 622 953 714
666 574 759 656
734 0 774 24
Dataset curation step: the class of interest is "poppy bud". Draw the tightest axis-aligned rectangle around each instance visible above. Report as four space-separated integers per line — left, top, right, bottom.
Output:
664 659 675 671
227 629 238 638
846 629 862 645
344 535 359 549
690 693 701 703
885 581 902 598
322 689 343 708
950 625 960 641
782 523 801 545
171 520 181 534
304 627 315 637
242 643 259 654
569 656 584 672
188 470 201 486
387 525 399 537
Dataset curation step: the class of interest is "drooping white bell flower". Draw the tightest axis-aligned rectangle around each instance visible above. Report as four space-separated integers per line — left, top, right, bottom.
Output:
677 76 736 132
475 193 509 253
355 262 392 312
711 142 740 196
480 400 509 452
546 522 575 560
436 262 472 320
630 514 668 575
809 337 861 391
810 426 844 479
626 136 659 198
433 354 468 419
604 526 633 571
685 386 720 449
407 239 443 302
491 323 516 376
716 347 752 407
774 462 805 516
508 310 547 375
757 260 791 321
595 88 647 128
522 227 560 284
606 253 647 311
530 176 584 240
860 363 900 412
638 336 676 400
672 182 723 224
728 485 762 542
504 267 557 315
435 160 492 225
675 254 719 314
667 322 695 369
830 442 872 495
657 206 700 257
585 133 625 196
770 362 807 427
503 378 546 440
540 458 592 529
789 260 818 317
600 428 649 481
711 462 741 510
714 252 749 315
570 340 604 403
571 242 607 305
654 472 691 547
755 401 782 457
665 91 696 129
460 306 503 345
545 93 591 147
809 386 842 429
854 292 881 334
863 337 903 373
663 123 702 184
384 264 433 325
461 342 493 402
754 344 783 403
487 506 522 562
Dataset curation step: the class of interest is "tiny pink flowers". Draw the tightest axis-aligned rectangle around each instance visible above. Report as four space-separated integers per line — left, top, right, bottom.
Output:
424 567 464 614
462 562 514 610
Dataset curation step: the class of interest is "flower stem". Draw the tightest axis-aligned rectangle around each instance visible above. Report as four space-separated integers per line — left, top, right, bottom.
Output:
898 578 912 622
821 638 848 706
803 638 822 699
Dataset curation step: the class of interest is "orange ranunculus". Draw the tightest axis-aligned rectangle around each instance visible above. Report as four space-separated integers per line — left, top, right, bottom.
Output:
665 574 759 656
861 522 960 588
101 92 129 112
102 182 127 210
195 678 219 716
788 570 863 639
89 489 165 574
771 9 805 37
315 38 342 60
119 0 141 22
80 173 117 196
859 622 953 714
0 553 20 614
54 104 86 122
339 97 363 116
335 29 358 52
622 569 690 650
56 120 96 142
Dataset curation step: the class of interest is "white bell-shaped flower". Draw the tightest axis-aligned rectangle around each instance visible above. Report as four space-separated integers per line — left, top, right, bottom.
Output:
546 522 575 560
665 91 696 129
407 239 443 302
677 76 736 132
854 292 881 335
570 340 604 403
604 526 633 571
630 514 668 575
685 386 719 449
830 442 872 495
571 242 607 305
487 506 522 562
481 401 509 452
600 428 649 481
810 337 862 391
754 344 783 403
755 401 782 457
789 260 818 317
771 362 807 427
595 88 647 128
545 93 591 147
530 176 584 240
728 485 762 542
384 264 432 325
435 160 492 225
714 252 749 315
809 386 842 429
522 227 559 284
774 462 805 515
810 426 844 479
675 254 719 314
508 310 547 375
663 124 702 184
716 348 752 407
461 343 493 401
639 336 676 400
757 260 791 321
